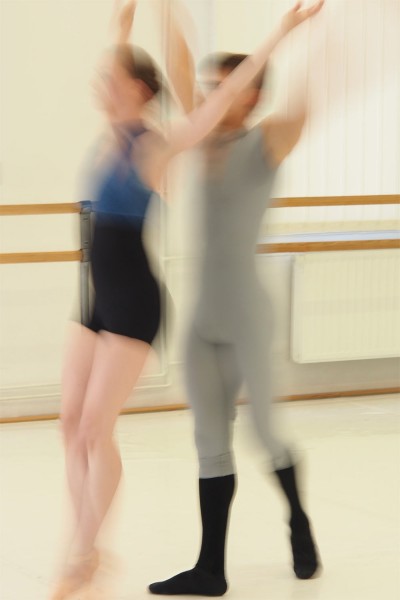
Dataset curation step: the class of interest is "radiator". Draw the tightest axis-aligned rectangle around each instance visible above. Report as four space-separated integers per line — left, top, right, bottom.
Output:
291 249 400 363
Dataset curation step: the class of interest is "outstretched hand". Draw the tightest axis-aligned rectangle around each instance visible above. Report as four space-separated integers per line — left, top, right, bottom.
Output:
281 0 324 35
117 0 137 43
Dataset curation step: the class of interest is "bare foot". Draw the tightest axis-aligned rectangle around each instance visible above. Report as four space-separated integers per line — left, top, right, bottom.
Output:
50 549 100 600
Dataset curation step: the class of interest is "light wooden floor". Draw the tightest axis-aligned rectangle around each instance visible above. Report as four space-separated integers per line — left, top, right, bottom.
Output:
0 395 399 600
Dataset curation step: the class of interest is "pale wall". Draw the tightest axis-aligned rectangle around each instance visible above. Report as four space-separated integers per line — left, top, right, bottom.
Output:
0 0 398 418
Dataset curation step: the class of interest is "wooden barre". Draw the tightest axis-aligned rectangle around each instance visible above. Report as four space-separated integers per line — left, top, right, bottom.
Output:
0 251 82 264
0 203 81 216
271 195 400 208
1 240 398 264
1 386 399 425
257 239 400 253
0 195 399 216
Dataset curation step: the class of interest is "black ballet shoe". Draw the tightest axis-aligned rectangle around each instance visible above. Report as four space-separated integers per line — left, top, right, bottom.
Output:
148 566 228 596
289 515 320 579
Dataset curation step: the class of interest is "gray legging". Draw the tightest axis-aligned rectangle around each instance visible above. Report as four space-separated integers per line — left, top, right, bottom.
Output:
185 126 293 479
186 278 292 478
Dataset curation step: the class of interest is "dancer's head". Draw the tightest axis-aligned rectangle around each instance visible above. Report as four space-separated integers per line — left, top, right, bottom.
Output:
198 52 268 128
94 44 161 122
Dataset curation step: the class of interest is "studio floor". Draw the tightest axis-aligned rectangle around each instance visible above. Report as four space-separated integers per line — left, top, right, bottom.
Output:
1 395 399 600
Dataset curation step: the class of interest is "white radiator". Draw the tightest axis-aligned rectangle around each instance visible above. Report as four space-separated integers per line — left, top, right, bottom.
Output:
291 250 400 363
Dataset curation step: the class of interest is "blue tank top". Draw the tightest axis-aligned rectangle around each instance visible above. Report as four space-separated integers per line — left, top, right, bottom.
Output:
93 124 154 226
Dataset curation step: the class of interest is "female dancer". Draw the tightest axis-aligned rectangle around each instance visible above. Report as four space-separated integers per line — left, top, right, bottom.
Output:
52 1 323 598
51 4 171 598
149 2 325 597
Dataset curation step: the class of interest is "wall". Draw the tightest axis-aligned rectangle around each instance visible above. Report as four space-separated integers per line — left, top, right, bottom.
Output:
0 0 399 418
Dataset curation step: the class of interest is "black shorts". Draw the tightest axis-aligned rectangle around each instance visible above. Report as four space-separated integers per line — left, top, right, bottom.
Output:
86 217 161 345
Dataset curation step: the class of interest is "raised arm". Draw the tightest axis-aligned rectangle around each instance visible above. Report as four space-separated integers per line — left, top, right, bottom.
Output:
156 0 197 114
112 0 136 44
262 1 325 165
166 0 324 157
91 1 137 124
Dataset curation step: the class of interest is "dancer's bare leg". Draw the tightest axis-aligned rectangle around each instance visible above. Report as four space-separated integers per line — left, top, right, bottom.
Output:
52 330 150 599
70 331 150 556
60 323 97 527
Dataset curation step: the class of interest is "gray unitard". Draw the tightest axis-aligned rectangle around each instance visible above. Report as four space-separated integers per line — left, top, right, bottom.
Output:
186 126 292 479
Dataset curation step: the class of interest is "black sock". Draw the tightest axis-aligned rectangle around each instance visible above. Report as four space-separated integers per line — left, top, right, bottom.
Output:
149 474 235 596
274 464 307 525
274 464 320 579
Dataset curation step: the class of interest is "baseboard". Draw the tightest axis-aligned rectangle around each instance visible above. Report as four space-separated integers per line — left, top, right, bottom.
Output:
1 386 398 424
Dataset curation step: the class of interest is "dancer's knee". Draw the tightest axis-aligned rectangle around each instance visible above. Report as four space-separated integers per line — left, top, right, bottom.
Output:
77 414 112 451
261 435 294 470
198 452 236 478
60 408 81 443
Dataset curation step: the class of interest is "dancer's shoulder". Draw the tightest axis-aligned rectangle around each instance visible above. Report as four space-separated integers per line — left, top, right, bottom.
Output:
260 113 305 166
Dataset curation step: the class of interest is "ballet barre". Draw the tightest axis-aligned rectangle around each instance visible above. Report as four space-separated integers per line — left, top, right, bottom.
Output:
0 194 398 345
0 200 92 325
0 195 399 424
